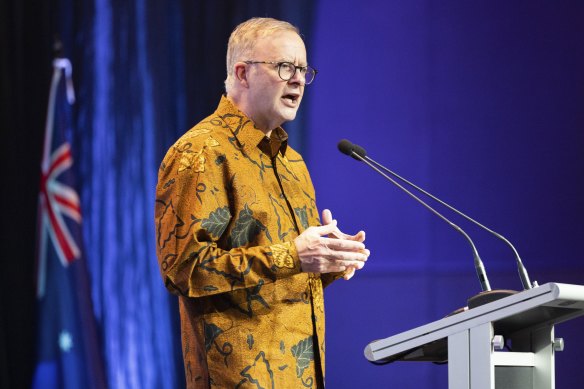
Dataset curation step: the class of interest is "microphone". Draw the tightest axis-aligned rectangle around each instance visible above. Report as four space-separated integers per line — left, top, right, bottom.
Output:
338 139 492 293
338 140 366 161
338 139 534 306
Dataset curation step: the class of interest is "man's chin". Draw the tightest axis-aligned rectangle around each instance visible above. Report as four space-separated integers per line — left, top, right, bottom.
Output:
281 108 299 122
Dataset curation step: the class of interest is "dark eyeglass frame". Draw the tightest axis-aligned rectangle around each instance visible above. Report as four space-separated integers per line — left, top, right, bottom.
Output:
243 61 317 85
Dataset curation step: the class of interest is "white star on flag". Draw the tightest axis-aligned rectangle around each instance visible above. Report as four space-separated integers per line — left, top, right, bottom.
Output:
59 330 74 353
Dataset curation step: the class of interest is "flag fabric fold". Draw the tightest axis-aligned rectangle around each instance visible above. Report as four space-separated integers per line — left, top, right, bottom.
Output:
33 57 107 389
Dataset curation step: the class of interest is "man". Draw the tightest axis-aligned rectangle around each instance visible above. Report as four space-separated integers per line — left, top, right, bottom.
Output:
155 17 369 388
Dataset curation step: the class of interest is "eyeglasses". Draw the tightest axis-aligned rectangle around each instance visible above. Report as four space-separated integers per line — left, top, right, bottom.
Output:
244 61 317 85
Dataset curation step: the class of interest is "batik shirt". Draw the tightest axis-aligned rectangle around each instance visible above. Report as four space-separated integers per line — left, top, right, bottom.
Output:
155 96 340 388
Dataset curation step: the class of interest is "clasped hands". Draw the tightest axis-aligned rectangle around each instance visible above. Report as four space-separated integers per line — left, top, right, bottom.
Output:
294 209 370 280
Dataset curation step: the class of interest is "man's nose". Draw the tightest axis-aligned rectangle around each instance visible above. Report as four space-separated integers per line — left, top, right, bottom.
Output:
288 68 305 85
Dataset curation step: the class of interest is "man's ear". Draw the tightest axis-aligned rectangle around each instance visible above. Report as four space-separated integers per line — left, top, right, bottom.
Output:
234 62 249 88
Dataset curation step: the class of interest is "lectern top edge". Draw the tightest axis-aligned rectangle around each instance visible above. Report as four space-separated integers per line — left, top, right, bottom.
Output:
364 282 584 364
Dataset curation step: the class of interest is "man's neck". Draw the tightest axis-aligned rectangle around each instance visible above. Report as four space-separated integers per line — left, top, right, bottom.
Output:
225 94 273 137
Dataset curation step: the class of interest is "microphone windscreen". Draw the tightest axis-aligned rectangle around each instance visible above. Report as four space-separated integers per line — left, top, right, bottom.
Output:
338 139 367 161
351 143 367 158
337 139 354 156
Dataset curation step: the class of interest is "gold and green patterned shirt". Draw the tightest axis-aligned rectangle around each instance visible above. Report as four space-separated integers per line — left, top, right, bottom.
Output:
155 96 339 388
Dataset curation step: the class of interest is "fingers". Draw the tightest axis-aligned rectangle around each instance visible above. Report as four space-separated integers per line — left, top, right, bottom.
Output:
322 209 333 225
312 220 338 237
352 230 366 242
322 209 345 239
320 209 347 240
321 237 367 255
321 209 366 242
295 210 370 276
327 252 368 265
343 267 356 280
338 260 365 269
333 229 365 242
299 258 364 274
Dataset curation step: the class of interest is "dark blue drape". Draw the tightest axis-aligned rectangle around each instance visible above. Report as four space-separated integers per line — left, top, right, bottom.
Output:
74 1 186 387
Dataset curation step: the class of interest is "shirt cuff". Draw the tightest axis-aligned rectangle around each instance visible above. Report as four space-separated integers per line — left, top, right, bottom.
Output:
269 241 301 278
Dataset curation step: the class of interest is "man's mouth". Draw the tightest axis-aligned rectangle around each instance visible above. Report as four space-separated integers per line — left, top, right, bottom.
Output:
282 94 300 104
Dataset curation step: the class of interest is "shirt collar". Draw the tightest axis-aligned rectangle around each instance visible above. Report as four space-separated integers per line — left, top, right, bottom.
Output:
215 95 289 158
258 128 289 158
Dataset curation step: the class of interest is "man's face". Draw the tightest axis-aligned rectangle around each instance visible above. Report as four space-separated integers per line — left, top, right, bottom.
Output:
244 31 307 132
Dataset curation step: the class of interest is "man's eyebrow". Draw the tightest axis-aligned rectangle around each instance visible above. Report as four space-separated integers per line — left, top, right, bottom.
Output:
277 58 308 66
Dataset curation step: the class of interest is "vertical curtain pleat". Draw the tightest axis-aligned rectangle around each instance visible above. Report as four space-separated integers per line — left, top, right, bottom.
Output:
79 0 185 387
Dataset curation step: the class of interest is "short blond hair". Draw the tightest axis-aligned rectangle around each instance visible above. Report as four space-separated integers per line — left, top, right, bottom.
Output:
224 17 300 93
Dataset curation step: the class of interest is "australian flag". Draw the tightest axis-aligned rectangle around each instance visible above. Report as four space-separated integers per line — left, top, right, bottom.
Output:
33 58 107 389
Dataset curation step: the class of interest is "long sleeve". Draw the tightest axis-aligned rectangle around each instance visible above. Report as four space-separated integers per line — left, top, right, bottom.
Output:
155 133 302 298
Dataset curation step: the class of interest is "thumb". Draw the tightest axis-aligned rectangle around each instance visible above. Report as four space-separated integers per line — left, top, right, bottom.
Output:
321 209 333 225
314 219 337 236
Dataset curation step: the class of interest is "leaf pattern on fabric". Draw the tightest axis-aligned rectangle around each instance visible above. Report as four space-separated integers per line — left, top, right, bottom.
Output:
230 279 270 318
294 206 309 230
267 193 295 241
193 153 207 172
162 177 175 189
203 321 233 367
238 147 269 181
302 190 317 215
176 149 199 173
280 340 285 355
219 113 245 135
270 242 295 269
205 135 220 148
291 336 314 378
238 351 275 389
156 199 197 250
187 128 212 137
229 204 272 247
277 155 301 182
201 206 231 238
198 253 255 285
195 182 206 204
203 285 218 292
215 154 226 165
204 322 223 351
173 138 192 153
247 334 254 350
177 135 220 173
310 277 324 314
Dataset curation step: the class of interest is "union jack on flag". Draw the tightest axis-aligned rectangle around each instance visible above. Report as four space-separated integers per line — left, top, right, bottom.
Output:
33 57 107 389
36 58 80 297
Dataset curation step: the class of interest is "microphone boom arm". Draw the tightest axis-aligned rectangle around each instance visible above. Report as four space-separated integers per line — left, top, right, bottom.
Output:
363 154 534 291
350 151 492 292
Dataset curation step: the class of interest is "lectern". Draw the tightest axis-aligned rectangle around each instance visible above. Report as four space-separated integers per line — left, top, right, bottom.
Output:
364 283 584 389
